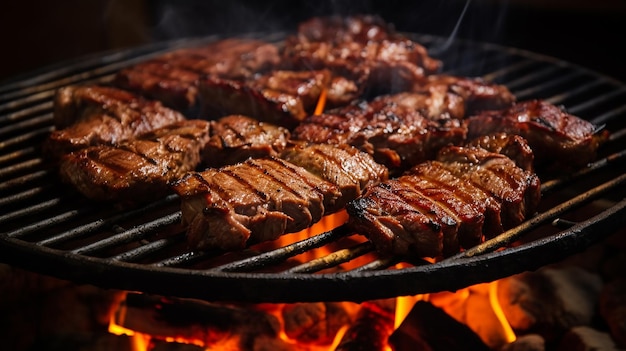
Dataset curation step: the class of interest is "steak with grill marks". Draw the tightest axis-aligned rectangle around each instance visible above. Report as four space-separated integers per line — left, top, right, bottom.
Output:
173 144 387 251
198 70 330 128
281 143 389 201
281 15 442 96
114 38 280 113
346 140 540 258
204 115 291 167
465 100 609 169
44 85 186 159
291 94 467 174
59 120 211 204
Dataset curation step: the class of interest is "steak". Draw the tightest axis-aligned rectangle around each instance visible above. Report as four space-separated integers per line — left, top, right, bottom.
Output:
204 115 291 167
281 143 389 201
59 120 211 204
173 144 387 251
346 140 541 258
173 157 343 251
114 38 280 113
44 85 186 159
465 100 608 169
292 95 467 173
281 15 442 96
198 70 330 128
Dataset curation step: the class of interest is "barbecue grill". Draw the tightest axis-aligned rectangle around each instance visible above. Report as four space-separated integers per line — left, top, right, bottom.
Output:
1 32 625 303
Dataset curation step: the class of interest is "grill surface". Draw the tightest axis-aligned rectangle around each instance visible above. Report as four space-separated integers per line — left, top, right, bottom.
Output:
1 32 625 303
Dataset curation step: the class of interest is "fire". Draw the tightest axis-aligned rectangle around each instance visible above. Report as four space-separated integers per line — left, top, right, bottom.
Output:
106 212 518 351
314 87 327 115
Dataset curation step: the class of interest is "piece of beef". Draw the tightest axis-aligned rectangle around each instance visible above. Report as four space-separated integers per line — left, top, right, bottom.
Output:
172 157 343 251
292 96 467 174
173 143 388 251
466 133 535 172
413 75 517 114
198 69 330 128
59 120 211 204
204 115 291 167
282 15 441 96
44 85 186 159
346 142 540 258
114 38 280 113
465 100 608 169
281 143 389 201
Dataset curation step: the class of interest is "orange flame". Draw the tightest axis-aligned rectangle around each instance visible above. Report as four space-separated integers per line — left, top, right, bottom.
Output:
489 280 516 343
314 88 327 115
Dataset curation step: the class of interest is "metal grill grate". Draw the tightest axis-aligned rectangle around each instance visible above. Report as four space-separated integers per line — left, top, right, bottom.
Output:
1 33 625 303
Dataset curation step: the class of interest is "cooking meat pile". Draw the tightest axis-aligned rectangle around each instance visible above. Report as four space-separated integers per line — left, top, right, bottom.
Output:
43 15 608 259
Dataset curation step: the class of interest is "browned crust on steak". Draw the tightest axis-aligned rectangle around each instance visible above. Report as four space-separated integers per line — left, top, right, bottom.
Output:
465 100 608 169
58 120 211 203
45 85 186 159
172 157 344 250
204 115 291 167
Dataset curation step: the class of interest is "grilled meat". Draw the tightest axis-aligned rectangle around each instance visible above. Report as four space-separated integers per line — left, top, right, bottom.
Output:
204 115 291 167
59 120 211 203
282 15 441 96
292 95 467 173
198 70 330 128
281 143 389 201
466 133 535 172
413 75 516 114
346 141 540 258
44 85 186 159
465 100 608 169
173 157 343 251
114 38 280 113
173 144 386 251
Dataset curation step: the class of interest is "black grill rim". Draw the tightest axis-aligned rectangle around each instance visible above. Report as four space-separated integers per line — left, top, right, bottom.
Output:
1 32 625 303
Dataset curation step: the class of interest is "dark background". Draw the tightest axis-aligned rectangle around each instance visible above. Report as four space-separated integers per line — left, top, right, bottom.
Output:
1 0 625 83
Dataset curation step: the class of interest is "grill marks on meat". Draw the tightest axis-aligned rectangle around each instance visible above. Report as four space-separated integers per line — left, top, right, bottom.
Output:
292 95 467 173
280 143 389 204
199 70 331 128
173 157 342 250
282 15 442 96
58 120 211 203
45 85 186 159
204 115 291 167
346 141 541 258
172 144 386 251
114 39 280 113
465 100 608 169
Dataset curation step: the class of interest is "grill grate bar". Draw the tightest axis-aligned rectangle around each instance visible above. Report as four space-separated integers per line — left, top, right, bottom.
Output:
71 212 182 255
481 59 538 82
3 205 91 237
0 101 52 124
0 185 54 207
591 103 626 126
1 127 52 152
284 241 375 274
566 88 626 116
504 65 563 91
0 170 50 192
452 173 626 259
213 225 352 272
109 233 186 262
0 147 38 166
0 158 44 178
513 70 585 100
37 194 179 246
